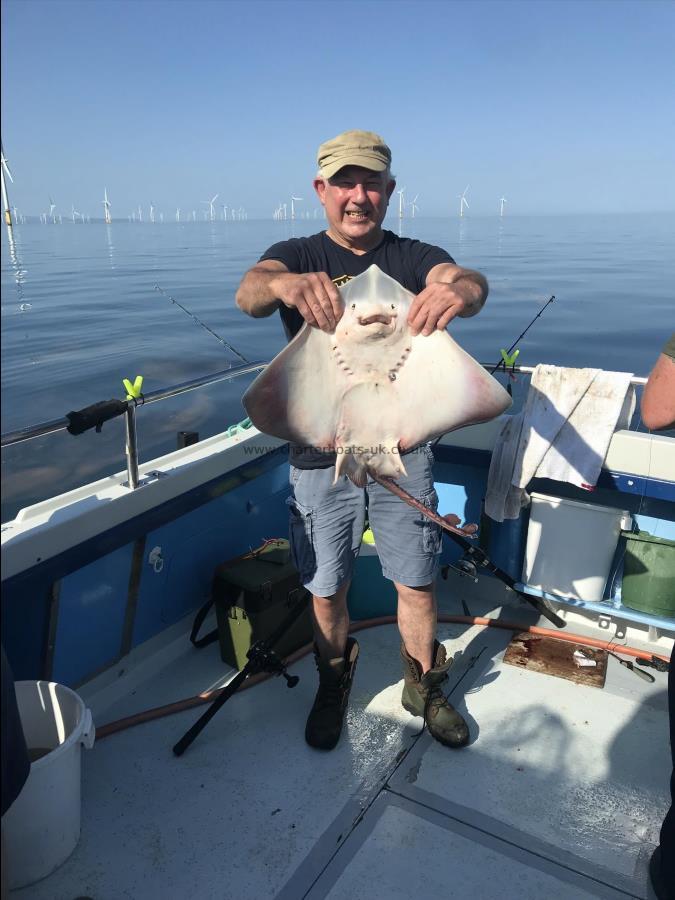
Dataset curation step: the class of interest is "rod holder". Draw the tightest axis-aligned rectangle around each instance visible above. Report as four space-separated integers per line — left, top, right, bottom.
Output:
125 404 140 489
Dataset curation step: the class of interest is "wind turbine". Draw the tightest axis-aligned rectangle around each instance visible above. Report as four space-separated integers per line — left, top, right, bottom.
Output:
149 202 155 224
202 193 218 221
290 196 303 220
137 205 143 223
397 186 406 219
1 141 15 232
49 196 56 222
459 185 469 217
499 196 507 217
410 194 420 218
176 208 180 222
71 204 81 223
102 188 112 224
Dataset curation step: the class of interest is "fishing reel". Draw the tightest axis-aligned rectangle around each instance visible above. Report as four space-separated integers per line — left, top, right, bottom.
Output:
247 643 300 688
441 552 479 583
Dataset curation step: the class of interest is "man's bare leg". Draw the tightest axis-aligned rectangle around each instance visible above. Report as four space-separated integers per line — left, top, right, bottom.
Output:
310 583 350 659
395 582 435 671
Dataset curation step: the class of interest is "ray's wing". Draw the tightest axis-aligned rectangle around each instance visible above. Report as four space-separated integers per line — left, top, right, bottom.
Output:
242 325 343 449
394 330 512 450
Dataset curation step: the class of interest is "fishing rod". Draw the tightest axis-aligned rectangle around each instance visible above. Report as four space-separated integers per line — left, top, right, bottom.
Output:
369 473 566 629
173 589 309 756
154 283 250 364
490 294 556 375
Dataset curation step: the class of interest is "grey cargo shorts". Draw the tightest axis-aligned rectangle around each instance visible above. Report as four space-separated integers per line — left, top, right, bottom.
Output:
287 444 442 597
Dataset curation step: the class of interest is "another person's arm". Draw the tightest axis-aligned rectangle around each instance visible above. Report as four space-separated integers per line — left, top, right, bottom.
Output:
407 262 488 336
641 338 675 431
236 259 342 331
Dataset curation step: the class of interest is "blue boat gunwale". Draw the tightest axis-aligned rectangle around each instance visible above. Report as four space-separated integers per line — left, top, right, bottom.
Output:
4 430 673 592
2 419 674 687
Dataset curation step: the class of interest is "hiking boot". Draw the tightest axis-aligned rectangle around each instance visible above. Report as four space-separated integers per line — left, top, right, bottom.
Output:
305 637 359 750
401 640 470 748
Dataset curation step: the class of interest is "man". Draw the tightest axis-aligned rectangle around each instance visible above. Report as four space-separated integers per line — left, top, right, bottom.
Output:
236 129 489 752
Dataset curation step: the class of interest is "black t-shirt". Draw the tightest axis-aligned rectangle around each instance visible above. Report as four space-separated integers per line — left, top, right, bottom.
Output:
260 229 454 340
258 229 455 467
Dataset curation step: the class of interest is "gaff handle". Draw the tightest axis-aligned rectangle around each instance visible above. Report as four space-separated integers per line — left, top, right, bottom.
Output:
66 399 129 435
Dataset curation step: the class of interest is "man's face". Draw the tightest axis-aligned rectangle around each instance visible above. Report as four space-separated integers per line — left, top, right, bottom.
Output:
313 166 396 249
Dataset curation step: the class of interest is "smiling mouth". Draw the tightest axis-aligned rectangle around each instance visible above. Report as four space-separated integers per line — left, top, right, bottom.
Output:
345 210 370 219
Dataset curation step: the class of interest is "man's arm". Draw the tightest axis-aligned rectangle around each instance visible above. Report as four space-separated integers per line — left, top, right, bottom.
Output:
407 262 489 336
235 259 288 319
235 259 342 331
641 351 675 431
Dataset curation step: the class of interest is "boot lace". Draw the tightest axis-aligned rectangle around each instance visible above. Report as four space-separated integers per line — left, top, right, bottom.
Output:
419 677 448 736
312 662 348 711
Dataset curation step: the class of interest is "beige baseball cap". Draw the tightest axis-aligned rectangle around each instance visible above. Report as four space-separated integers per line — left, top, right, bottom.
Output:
317 129 392 179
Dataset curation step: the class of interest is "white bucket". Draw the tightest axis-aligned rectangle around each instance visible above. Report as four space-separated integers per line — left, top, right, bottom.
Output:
522 492 630 602
3 681 95 889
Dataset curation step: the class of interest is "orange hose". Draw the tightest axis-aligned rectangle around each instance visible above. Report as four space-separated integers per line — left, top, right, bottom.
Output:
95 614 671 740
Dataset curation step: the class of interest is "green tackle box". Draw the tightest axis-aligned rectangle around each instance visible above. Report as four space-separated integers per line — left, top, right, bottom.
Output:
211 540 314 670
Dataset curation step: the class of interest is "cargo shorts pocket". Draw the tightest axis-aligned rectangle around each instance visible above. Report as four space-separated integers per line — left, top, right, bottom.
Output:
287 497 315 579
420 488 442 555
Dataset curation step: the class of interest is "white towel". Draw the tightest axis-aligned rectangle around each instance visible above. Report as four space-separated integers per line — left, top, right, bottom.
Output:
484 365 635 522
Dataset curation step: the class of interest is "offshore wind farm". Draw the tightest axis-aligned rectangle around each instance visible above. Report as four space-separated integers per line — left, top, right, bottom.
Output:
1 163 513 229
1 128 513 232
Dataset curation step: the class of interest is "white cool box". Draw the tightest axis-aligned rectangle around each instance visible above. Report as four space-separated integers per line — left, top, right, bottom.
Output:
522 492 630 602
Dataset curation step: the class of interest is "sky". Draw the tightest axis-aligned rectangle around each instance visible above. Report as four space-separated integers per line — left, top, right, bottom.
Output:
2 0 674 219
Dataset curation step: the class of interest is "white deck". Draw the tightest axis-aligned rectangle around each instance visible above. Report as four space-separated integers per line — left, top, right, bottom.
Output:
11 574 671 900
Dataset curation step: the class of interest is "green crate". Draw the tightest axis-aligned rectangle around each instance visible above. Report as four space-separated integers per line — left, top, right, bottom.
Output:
212 541 313 669
621 530 675 618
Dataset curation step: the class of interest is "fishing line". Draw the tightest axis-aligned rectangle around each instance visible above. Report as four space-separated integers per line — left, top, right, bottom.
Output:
490 294 556 375
154 283 250 364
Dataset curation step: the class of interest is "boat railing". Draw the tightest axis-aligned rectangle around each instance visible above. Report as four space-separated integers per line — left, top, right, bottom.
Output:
1 361 267 490
0 363 648 491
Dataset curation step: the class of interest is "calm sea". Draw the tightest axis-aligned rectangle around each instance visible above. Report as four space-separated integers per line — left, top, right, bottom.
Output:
2 213 674 522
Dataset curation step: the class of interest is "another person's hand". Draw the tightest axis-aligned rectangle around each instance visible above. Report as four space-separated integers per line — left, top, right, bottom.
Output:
271 271 343 332
441 513 478 535
407 282 472 336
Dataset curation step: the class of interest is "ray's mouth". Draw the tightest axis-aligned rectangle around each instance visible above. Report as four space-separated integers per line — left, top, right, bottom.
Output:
358 314 395 326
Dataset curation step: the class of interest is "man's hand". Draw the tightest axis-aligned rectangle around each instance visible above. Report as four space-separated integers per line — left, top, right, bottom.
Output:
407 281 473 336
271 271 343 332
408 264 488 336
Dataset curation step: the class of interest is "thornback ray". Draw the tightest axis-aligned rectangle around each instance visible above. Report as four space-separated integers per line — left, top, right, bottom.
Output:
243 265 512 486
